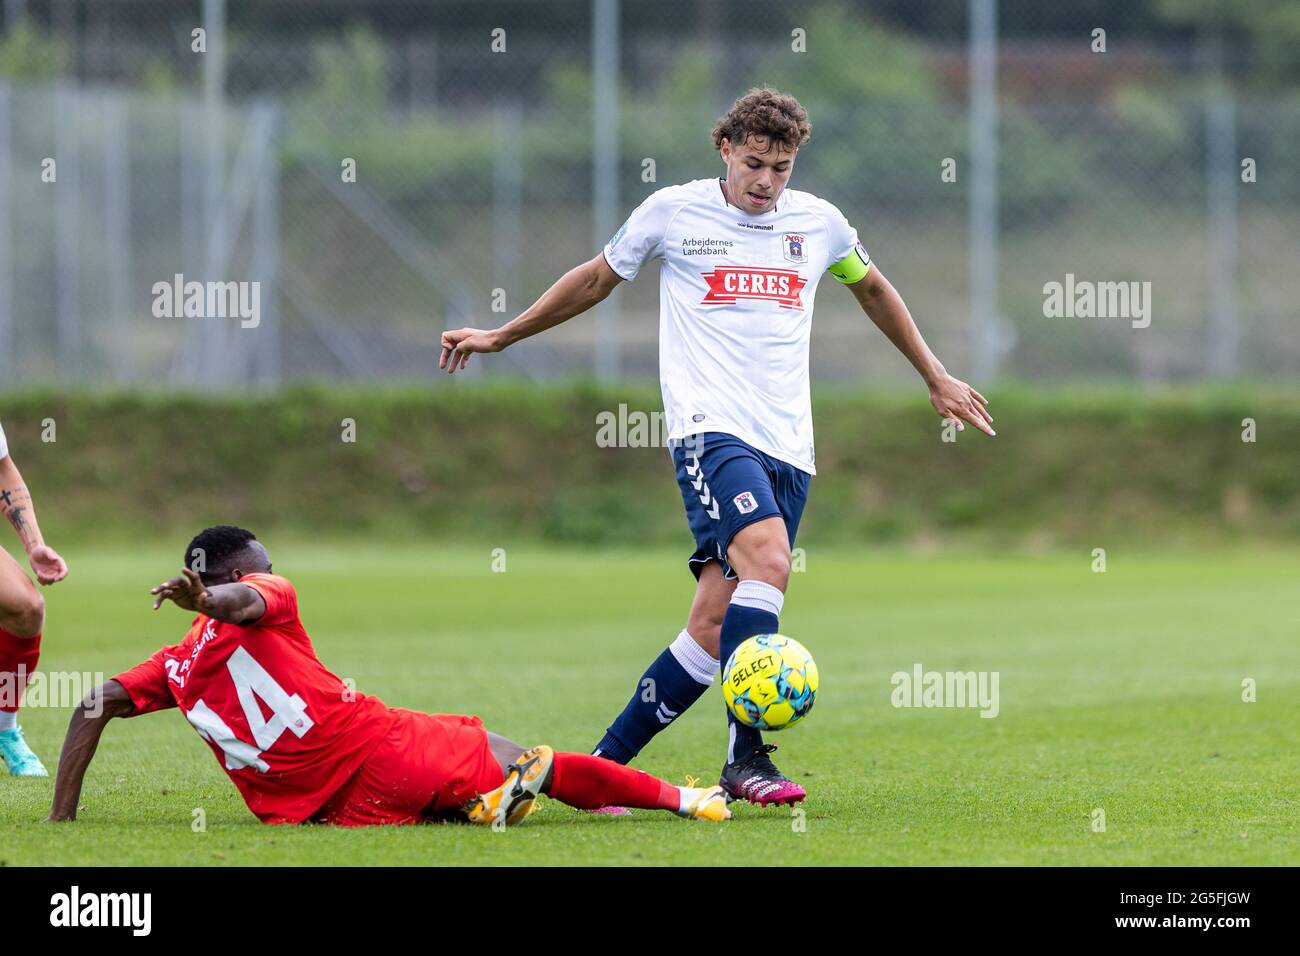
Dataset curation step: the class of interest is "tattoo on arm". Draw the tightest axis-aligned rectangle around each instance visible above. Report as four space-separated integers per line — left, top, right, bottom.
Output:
0 485 38 547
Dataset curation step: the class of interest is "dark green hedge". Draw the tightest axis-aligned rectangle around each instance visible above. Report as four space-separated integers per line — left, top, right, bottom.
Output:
1 382 1295 546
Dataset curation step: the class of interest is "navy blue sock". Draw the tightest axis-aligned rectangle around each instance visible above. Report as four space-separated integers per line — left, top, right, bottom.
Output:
719 580 785 764
593 630 719 764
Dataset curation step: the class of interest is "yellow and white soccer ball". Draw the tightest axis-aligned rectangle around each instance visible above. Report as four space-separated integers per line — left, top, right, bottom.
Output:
722 634 818 731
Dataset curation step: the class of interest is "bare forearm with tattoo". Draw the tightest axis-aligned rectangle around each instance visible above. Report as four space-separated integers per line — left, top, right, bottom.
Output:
0 479 43 554
0 456 67 585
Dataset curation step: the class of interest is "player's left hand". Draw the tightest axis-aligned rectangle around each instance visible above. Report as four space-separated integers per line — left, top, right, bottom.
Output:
151 566 213 613
929 374 995 436
439 327 504 374
29 544 68 585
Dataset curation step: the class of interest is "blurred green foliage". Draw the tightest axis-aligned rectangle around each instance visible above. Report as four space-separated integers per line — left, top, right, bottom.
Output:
1157 0 1300 85
267 2 1300 233
0 17 67 82
1 383 1296 547
4 6 1289 223
274 11 1091 224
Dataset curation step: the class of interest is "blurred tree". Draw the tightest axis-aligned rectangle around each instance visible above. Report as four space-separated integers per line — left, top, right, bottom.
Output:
0 17 68 83
1156 0 1300 83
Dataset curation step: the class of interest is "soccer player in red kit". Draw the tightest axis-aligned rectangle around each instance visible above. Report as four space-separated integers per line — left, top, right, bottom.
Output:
0 419 69 776
47 526 729 827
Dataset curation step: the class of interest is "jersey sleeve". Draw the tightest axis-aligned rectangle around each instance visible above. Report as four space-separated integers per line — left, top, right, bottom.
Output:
0 421 8 459
820 200 871 283
112 648 178 717
601 187 683 282
238 573 300 628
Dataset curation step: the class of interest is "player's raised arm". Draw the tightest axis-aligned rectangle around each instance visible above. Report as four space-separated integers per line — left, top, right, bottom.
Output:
439 253 623 374
843 265 995 437
150 566 267 625
47 680 135 821
0 443 69 585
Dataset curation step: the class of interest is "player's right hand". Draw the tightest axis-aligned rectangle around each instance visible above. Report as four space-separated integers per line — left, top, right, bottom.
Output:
439 327 503 374
29 544 68 585
928 373 995 437
151 566 213 613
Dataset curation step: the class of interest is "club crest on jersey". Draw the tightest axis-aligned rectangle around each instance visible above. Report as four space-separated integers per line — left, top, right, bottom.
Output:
700 267 807 310
783 233 808 264
733 491 758 514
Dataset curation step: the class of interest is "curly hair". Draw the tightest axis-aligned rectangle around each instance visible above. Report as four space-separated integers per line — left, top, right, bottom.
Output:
711 87 812 153
184 525 259 582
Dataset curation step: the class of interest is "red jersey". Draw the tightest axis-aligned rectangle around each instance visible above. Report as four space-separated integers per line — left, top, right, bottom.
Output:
113 573 396 824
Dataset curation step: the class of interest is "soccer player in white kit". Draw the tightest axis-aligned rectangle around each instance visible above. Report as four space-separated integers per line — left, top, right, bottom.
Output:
440 88 994 807
0 419 69 775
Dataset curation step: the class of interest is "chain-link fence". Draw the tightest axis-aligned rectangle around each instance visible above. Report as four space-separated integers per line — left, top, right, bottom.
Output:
0 0 1294 388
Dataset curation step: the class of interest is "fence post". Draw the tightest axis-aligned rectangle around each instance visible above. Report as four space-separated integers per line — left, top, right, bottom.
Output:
55 83 82 384
1206 90 1239 377
104 90 132 383
203 0 227 387
592 0 620 380
0 86 11 386
253 102 280 387
493 98 523 376
968 0 999 384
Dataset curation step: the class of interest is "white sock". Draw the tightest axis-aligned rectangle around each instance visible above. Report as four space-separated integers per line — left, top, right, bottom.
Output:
0 710 17 732
676 784 708 815
668 629 721 685
731 579 785 618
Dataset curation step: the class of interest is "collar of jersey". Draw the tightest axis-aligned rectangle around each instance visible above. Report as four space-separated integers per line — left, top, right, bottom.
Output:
716 176 785 216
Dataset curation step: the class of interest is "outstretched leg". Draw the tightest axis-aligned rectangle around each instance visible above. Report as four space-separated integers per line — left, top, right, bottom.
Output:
591 562 730 764
467 742 729 826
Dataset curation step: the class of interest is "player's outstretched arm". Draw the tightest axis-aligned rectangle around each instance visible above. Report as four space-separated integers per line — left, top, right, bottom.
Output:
846 266 995 437
47 680 135 821
439 253 623 374
0 453 69 585
149 567 267 625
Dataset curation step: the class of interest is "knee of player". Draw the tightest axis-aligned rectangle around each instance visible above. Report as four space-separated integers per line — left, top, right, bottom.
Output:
752 548 791 590
9 592 44 637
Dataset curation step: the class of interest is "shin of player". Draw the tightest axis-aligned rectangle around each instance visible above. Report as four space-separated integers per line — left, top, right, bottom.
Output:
716 517 790 761
467 743 728 825
592 571 725 765
0 421 68 776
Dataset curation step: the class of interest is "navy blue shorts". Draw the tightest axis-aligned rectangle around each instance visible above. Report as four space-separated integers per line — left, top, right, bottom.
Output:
670 433 812 581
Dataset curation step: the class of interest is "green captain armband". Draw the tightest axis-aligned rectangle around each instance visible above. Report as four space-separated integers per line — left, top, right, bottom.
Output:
828 242 871 284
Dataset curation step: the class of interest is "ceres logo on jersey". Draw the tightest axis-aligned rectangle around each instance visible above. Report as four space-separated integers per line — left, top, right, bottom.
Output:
700 267 807 310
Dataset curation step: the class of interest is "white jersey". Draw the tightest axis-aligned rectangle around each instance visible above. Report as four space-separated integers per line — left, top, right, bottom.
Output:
603 177 866 474
0 420 7 459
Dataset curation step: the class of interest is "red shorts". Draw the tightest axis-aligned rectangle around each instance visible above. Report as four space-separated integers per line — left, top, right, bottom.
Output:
310 708 505 827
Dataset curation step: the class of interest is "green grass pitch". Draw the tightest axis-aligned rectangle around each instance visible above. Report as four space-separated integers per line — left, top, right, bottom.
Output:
2 541 1296 865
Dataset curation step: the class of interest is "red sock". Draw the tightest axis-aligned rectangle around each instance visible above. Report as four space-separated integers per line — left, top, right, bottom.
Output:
0 627 41 714
548 752 678 811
